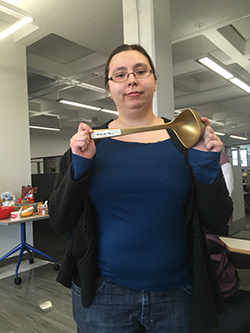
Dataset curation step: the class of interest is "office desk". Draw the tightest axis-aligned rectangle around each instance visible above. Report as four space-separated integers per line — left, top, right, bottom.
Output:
220 236 250 269
220 237 250 255
0 214 59 284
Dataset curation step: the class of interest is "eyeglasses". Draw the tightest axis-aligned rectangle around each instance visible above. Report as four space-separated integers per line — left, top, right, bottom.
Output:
107 69 153 83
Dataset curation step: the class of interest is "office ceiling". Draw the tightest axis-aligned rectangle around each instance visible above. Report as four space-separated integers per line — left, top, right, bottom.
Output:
1 0 250 146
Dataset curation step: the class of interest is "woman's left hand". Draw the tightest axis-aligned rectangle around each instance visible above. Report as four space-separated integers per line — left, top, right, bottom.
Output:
192 117 223 152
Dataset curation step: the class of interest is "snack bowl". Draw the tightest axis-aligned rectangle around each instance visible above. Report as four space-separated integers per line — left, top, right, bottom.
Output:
20 205 34 217
0 206 15 219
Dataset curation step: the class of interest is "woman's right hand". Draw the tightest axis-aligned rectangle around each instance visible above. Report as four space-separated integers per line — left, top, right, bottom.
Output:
70 122 96 159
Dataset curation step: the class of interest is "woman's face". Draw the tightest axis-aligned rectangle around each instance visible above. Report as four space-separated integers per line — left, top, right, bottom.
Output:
107 50 156 114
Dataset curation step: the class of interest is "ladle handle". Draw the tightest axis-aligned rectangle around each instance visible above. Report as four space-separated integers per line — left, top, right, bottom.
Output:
90 108 205 148
90 122 173 140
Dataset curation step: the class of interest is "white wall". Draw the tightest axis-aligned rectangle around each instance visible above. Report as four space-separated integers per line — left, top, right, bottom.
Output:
0 37 33 257
30 128 75 159
0 42 31 195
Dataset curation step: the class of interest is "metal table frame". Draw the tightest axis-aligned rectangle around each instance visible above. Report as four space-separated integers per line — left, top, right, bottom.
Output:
0 214 59 284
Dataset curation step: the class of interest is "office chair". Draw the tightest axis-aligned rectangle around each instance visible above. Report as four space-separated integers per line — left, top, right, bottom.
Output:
211 246 250 332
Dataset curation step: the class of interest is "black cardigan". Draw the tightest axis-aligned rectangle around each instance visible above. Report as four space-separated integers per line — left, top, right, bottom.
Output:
48 121 233 333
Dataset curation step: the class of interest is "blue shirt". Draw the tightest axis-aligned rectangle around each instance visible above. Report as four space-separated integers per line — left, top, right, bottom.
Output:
72 138 220 290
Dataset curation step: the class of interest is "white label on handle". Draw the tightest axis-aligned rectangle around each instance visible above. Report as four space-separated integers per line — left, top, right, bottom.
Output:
91 129 121 139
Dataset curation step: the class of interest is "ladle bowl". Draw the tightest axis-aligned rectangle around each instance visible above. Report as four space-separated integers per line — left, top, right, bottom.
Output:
90 108 205 148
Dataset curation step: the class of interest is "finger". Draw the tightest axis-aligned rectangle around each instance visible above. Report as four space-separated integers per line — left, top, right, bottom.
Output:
206 139 223 152
204 133 223 152
78 122 93 133
71 131 90 144
200 117 211 127
70 132 90 152
203 129 216 145
75 138 89 152
202 124 218 146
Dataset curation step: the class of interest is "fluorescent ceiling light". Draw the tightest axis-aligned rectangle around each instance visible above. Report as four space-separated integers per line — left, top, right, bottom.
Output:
57 99 118 114
29 125 60 131
0 17 33 40
229 134 247 140
80 117 93 123
0 3 33 40
215 132 225 136
0 3 26 17
77 82 106 94
101 109 119 115
196 55 250 94
229 78 250 93
58 99 101 111
197 57 234 80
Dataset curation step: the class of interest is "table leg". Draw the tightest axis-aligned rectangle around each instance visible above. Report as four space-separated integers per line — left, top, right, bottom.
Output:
0 243 22 262
0 221 58 283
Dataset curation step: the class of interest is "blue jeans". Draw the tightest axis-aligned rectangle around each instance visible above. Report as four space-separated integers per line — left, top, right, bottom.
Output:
71 276 192 332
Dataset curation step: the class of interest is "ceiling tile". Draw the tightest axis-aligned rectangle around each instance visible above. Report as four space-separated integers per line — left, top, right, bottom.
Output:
27 33 95 64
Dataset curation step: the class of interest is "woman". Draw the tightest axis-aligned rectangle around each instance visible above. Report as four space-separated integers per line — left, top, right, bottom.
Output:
48 44 233 332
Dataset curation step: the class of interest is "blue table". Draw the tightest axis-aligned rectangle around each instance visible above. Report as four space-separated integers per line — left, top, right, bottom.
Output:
0 214 59 284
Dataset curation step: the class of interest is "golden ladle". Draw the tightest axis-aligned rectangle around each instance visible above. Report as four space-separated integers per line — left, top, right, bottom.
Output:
90 108 205 148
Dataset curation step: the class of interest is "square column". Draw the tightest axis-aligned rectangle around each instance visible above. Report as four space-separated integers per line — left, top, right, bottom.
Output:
122 0 174 119
0 37 33 257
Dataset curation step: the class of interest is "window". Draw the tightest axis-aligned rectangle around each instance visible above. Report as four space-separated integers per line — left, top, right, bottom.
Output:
232 150 238 166
240 149 247 167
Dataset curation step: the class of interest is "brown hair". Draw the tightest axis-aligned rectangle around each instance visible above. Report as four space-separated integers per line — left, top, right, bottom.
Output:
104 44 157 90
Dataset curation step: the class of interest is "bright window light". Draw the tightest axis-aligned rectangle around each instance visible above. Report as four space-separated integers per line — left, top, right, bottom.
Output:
240 149 248 167
198 57 234 80
232 150 238 166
